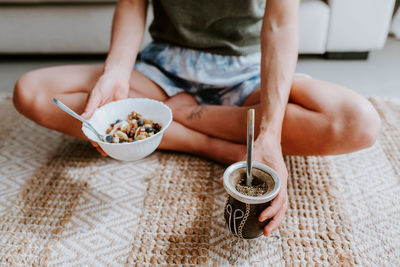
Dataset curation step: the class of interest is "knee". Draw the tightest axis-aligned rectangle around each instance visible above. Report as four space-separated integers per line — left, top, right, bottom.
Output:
355 101 381 148
328 98 381 152
13 71 44 123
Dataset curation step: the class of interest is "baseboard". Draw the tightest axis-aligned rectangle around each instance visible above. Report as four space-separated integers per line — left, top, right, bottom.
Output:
325 51 369 60
0 53 107 62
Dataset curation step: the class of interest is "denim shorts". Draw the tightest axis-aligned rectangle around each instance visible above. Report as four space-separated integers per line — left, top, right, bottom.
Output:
134 42 261 106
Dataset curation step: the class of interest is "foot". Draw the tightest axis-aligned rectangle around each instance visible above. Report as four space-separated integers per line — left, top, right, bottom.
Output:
204 137 246 165
165 93 199 115
159 120 246 165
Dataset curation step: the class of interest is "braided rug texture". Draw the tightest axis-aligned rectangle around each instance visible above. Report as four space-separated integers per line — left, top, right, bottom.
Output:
0 93 399 266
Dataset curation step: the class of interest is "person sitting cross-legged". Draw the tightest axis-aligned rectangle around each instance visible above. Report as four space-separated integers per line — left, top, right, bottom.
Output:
13 0 381 236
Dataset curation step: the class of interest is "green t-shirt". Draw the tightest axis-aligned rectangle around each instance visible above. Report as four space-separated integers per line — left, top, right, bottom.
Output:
149 0 266 56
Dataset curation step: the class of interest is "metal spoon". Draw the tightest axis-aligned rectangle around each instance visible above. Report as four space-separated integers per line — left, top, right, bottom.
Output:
52 98 105 141
246 108 255 187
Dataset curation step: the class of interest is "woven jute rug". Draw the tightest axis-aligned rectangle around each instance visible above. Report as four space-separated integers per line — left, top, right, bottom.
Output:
0 93 399 266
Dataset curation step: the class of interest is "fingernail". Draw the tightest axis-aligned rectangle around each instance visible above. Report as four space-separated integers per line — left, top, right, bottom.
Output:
259 214 268 222
264 230 268 236
81 112 89 119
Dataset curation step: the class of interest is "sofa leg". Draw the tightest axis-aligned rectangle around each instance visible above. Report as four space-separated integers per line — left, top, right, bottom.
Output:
325 52 369 60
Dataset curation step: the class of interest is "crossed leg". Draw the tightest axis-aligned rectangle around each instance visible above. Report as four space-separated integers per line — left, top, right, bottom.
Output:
13 64 381 164
13 64 246 164
166 75 381 155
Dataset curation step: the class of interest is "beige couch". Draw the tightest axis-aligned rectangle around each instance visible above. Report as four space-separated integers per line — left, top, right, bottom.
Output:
0 0 117 53
0 0 396 59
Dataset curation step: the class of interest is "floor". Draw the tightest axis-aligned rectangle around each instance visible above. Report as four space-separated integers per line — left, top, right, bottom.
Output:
297 37 400 98
0 37 399 98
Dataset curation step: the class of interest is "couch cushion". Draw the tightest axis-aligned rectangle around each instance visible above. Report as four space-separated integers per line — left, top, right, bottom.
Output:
0 5 115 53
327 0 395 51
299 0 330 53
0 0 116 4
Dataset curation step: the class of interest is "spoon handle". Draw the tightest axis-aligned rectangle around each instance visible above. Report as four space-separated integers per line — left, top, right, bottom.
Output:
52 98 103 141
53 98 86 124
246 109 255 187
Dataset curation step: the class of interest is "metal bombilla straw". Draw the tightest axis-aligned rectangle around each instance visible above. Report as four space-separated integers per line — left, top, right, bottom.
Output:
246 109 255 187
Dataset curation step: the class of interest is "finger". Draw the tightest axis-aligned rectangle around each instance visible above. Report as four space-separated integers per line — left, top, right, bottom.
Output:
263 200 288 236
259 192 286 222
89 140 99 147
82 89 102 120
88 140 107 156
97 147 107 157
219 177 223 184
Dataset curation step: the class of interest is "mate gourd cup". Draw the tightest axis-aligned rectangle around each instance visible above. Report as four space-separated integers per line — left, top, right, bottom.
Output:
223 161 281 239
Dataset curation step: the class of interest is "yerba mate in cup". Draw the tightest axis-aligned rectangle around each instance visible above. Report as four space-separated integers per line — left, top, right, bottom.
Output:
223 161 280 239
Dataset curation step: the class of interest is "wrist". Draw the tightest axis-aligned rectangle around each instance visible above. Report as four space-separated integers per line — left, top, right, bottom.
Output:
256 128 281 148
103 64 131 82
257 105 285 144
258 117 282 139
104 53 134 78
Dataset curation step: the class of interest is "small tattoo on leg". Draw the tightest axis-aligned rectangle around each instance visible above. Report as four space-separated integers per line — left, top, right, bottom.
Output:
188 106 208 121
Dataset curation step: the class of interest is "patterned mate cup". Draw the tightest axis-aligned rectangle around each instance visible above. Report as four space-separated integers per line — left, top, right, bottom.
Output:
223 161 281 239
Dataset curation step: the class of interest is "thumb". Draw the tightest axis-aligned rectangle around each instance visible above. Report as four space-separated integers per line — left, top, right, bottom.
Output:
82 90 102 120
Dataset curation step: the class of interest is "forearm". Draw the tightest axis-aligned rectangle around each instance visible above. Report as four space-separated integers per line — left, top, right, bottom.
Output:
104 0 148 76
259 0 299 141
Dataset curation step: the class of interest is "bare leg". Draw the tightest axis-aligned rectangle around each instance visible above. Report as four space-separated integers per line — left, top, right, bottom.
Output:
13 65 245 164
160 122 245 164
166 76 381 155
13 64 169 139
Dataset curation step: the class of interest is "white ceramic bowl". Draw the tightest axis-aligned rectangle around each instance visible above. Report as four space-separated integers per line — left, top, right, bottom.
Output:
82 98 172 161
